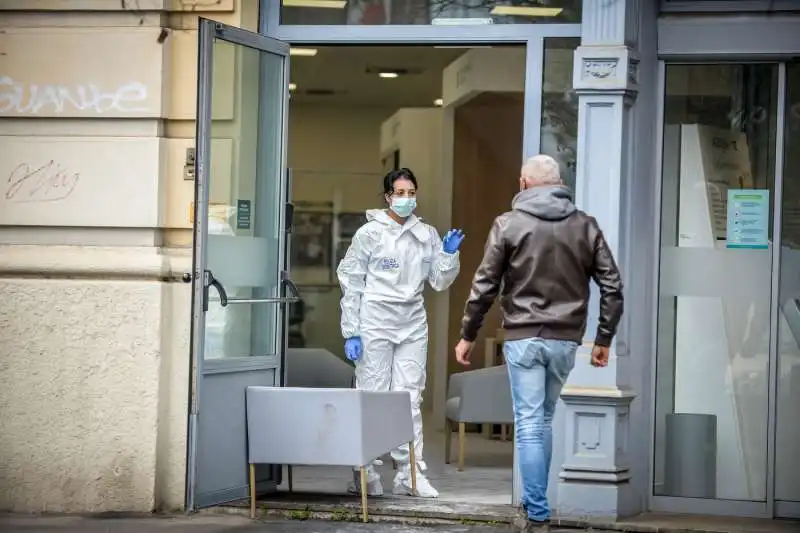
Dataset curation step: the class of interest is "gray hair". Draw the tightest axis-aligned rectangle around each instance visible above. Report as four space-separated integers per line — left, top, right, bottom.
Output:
521 155 562 185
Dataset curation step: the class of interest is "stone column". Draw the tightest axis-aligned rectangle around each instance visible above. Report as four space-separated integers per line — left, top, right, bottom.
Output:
555 0 642 520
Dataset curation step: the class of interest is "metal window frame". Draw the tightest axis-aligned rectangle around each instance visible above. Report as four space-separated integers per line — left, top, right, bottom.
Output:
658 15 800 58
261 1 581 42
660 0 800 12
648 59 791 519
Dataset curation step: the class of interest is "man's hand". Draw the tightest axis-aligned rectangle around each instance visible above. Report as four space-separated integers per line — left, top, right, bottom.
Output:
455 339 474 366
591 345 609 367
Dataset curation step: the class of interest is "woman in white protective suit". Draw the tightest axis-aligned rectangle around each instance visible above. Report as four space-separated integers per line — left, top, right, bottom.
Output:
337 168 465 499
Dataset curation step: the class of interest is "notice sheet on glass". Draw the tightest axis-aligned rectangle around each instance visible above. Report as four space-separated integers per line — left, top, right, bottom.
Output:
726 189 769 249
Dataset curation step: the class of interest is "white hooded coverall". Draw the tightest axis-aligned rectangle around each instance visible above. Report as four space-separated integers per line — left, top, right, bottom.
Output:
337 209 460 490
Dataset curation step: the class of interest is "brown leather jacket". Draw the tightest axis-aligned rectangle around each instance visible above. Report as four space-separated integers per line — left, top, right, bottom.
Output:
460 186 623 347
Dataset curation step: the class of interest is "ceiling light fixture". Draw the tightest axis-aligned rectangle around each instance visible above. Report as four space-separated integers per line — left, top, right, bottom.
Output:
282 0 347 8
290 47 318 57
434 98 444 107
489 6 563 17
289 83 297 91
379 72 399 79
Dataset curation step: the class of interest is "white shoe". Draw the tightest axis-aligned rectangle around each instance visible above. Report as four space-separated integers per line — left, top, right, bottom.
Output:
347 467 384 496
392 468 439 498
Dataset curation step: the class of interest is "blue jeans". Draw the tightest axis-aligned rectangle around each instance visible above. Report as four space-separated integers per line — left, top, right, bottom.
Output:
504 337 578 522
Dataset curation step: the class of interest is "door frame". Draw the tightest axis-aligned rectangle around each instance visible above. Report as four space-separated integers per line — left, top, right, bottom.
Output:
648 57 796 519
259 2 581 507
186 17 292 512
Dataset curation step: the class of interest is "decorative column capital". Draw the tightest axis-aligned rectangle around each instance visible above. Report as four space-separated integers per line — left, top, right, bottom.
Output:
573 45 639 101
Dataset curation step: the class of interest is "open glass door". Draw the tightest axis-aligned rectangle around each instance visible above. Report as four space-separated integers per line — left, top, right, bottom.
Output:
184 18 295 510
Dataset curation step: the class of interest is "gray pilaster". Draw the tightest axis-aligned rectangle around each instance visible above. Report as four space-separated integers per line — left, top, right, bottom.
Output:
554 0 642 520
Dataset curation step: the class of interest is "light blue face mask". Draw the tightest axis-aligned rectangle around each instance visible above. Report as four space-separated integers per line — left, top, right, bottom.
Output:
390 197 417 218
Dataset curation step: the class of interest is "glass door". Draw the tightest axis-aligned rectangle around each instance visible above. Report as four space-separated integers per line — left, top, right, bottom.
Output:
774 60 800 520
653 63 780 515
184 18 295 510
654 60 800 519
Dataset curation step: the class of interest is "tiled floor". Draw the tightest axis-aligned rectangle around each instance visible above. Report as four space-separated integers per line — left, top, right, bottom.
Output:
277 424 515 505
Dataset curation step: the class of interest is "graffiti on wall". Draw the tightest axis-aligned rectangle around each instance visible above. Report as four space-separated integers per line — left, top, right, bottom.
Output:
5 160 80 203
0 76 149 114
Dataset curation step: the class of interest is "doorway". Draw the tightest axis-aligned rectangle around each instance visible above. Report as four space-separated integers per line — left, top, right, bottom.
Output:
282 43 526 505
652 60 800 519
184 16 581 513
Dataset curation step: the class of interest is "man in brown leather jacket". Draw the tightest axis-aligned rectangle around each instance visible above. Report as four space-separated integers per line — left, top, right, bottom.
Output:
454 154 623 532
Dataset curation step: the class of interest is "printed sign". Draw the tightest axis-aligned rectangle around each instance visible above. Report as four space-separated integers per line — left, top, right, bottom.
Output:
726 189 769 249
236 199 251 230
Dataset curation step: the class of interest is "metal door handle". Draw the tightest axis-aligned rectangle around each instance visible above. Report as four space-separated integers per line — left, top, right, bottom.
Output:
203 270 228 311
282 271 300 299
220 297 300 305
205 273 302 305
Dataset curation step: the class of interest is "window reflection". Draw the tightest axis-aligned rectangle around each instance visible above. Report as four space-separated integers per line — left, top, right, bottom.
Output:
280 0 581 25
540 37 579 191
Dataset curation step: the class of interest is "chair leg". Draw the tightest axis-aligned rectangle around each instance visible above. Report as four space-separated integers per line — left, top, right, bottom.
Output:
458 422 466 472
360 466 369 523
444 421 452 464
408 440 417 495
287 465 294 492
249 463 256 519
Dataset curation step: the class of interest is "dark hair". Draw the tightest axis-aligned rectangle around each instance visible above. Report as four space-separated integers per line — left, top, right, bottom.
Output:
382 168 418 201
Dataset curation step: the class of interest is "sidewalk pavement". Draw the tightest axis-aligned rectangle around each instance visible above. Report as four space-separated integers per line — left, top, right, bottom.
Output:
0 514 529 533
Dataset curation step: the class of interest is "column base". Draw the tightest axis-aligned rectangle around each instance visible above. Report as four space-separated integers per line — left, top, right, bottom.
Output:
556 386 638 520
556 478 638 520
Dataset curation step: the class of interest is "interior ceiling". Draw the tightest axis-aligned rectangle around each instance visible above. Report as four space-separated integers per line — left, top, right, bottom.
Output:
289 46 514 107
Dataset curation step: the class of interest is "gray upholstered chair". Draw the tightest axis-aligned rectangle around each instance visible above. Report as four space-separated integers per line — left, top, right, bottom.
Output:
445 365 514 471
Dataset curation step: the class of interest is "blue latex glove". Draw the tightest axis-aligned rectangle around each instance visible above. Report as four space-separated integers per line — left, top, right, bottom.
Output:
344 336 363 361
442 229 465 255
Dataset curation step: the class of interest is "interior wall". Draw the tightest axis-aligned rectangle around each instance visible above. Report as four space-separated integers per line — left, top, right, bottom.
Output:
448 92 524 379
289 103 396 211
287 103 397 359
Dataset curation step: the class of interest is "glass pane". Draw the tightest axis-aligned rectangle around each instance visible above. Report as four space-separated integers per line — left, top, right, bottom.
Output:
540 37 579 191
203 38 286 359
280 0 580 25
775 62 800 504
653 64 778 501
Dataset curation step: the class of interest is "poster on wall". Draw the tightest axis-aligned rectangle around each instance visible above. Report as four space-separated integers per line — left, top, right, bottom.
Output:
334 212 368 273
726 189 770 249
292 211 332 268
